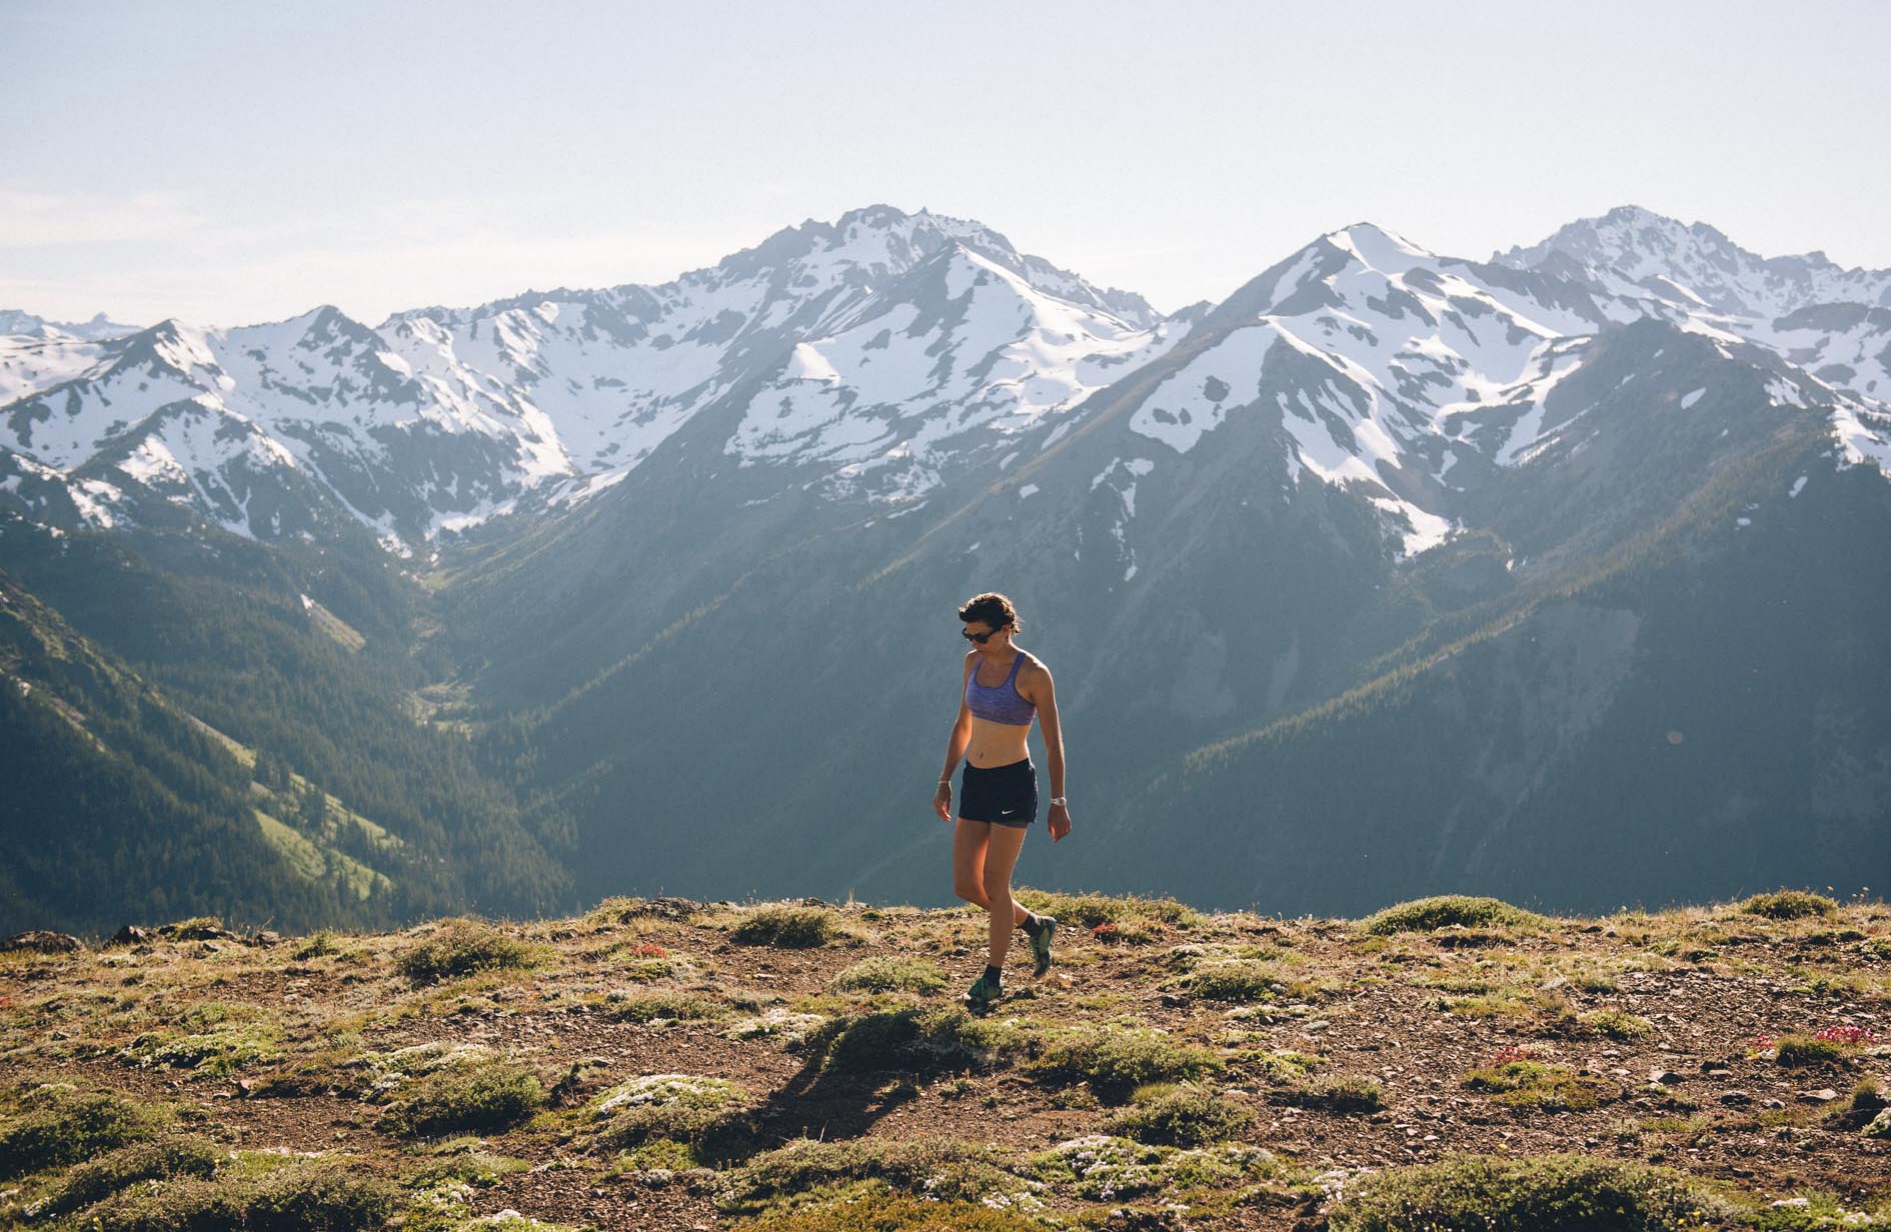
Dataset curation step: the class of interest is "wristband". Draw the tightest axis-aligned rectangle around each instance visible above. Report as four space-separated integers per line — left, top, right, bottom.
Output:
1050 796 1067 806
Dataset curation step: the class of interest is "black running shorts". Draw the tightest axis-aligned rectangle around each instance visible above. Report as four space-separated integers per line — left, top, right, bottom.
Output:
958 758 1037 828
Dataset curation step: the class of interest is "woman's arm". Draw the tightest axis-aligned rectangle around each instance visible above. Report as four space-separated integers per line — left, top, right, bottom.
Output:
935 655 976 822
1028 661 1072 843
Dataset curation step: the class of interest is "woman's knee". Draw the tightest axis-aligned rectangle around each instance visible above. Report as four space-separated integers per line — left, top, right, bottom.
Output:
954 879 986 904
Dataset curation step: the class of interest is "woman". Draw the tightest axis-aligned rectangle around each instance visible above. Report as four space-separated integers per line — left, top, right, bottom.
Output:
933 592 1072 1005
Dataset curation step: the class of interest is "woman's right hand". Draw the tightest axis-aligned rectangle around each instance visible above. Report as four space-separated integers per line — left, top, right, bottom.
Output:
933 781 952 822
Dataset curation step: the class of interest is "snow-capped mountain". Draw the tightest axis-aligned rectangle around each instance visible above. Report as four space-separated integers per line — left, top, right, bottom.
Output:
3 203 1888 561
0 310 143 342
0 206 1173 546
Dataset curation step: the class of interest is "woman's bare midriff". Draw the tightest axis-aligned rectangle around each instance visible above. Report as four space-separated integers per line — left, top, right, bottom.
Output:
965 715 1032 768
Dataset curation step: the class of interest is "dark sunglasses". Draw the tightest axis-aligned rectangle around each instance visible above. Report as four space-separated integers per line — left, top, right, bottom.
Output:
961 626 1007 644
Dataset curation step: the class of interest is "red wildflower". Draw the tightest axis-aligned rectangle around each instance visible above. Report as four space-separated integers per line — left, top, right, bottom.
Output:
1092 922 1120 939
630 943 669 959
1813 1025 1876 1046
1752 1033 1779 1051
1487 1045 1542 1067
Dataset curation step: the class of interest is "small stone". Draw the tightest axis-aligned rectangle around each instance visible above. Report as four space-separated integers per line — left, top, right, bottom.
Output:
1762 1098 1787 1110
1799 1088 1841 1104
1649 1068 1684 1086
1719 1090 1753 1106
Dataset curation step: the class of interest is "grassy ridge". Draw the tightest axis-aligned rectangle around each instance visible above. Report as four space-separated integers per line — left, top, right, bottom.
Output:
4 888 1890 1230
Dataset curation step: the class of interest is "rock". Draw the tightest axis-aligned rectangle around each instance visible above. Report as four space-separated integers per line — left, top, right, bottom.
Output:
247 930 281 947
1799 1088 1841 1104
1762 1098 1787 1110
1865 1109 1891 1140
1649 1068 1685 1086
1720 1090 1754 1106
168 923 240 942
111 925 152 946
1700 1060 1732 1076
0 930 84 954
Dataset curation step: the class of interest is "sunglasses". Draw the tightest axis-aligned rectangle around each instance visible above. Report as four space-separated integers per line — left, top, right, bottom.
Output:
961 626 1007 644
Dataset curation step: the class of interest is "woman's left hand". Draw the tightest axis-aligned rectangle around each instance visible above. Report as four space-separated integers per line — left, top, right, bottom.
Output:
1047 802 1072 843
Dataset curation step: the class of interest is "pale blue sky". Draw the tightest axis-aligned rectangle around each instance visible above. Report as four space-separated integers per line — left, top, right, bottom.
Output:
4 0 1885 327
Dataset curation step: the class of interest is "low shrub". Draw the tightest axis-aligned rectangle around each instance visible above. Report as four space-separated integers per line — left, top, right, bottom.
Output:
1272 1074 1384 1113
1103 1083 1256 1146
81 1159 396 1232
591 1074 751 1155
1741 890 1837 920
807 1006 1025 1075
605 991 733 1023
1182 960 1282 1002
1327 1153 1712 1231
830 956 948 994
395 918 537 983
0 1088 165 1178
1017 889 1201 931
1028 1028 1223 1103
293 930 342 960
1774 1034 1848 1068
732 905 844 948
36 1135 219 1215
1462 1061 1606 1112
1360 896 1542 935
716 1137 1021 1217
379 1059 545 1136
1582 1009 1656 1041
737 1194 1046 1231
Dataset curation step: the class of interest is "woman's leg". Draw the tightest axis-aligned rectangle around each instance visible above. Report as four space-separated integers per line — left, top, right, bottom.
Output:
978 822 1029 968
953 818 1031 928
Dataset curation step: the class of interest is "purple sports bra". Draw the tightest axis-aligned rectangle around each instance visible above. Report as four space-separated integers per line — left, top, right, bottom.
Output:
967 652 1036 726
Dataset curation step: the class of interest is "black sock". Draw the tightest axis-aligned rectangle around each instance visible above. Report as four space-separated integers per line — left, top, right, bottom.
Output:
1018 912 1039 933
984 964 1002 983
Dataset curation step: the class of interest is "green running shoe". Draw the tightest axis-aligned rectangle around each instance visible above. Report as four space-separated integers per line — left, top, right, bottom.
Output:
965 971 1003 1005
1027 915 1057 978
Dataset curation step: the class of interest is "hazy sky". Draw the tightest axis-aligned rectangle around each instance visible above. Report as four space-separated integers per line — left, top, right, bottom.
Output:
5 1 1885 327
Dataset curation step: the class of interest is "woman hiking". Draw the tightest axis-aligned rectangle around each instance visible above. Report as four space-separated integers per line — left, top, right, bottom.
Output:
933 592 1072 1005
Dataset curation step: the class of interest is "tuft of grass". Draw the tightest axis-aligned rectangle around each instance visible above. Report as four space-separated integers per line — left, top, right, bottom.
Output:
395 918 538 983
1774 1034 1848 1068
124 1020 284 1077
35 1135 220 1215
605 990 734 1024
80 1159 396 1232
1327 1153 1713 1231
1360 896 1542 935
378 1059 546 1136
1180 960 1282 1002
1027 1028 1224 1104
830 955 948 994
806 1006 1026 1075
1272 1074 1385 1113
732 905 847 948
716 1137 1022 1217
0 1088 167 1178
1016 889 1202 931
1103 1083 1256 1147
1462 1061 1606 1112
293 930 343 959
1582 1008 1656 1040
735 1194 1047 1231
591 1074 753 1158
1741 890 1837 920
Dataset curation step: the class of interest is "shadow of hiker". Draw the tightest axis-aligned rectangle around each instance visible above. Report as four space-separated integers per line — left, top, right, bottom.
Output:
739 1005 988 1156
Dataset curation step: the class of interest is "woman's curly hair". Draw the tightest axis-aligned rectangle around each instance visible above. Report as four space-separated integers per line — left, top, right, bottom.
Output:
958 592 1021 634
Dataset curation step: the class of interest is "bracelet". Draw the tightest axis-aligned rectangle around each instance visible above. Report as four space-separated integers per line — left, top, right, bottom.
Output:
1050 796 1067 806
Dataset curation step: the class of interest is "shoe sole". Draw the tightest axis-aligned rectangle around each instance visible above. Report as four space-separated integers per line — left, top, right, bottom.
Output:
1032 919 1057 978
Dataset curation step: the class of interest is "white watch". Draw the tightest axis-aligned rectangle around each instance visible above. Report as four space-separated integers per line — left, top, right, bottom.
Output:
1050 796 1067 806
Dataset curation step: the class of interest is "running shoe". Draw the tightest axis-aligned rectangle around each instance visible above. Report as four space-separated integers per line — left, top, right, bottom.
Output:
1026 914 1057 978
965 971 1003 1005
